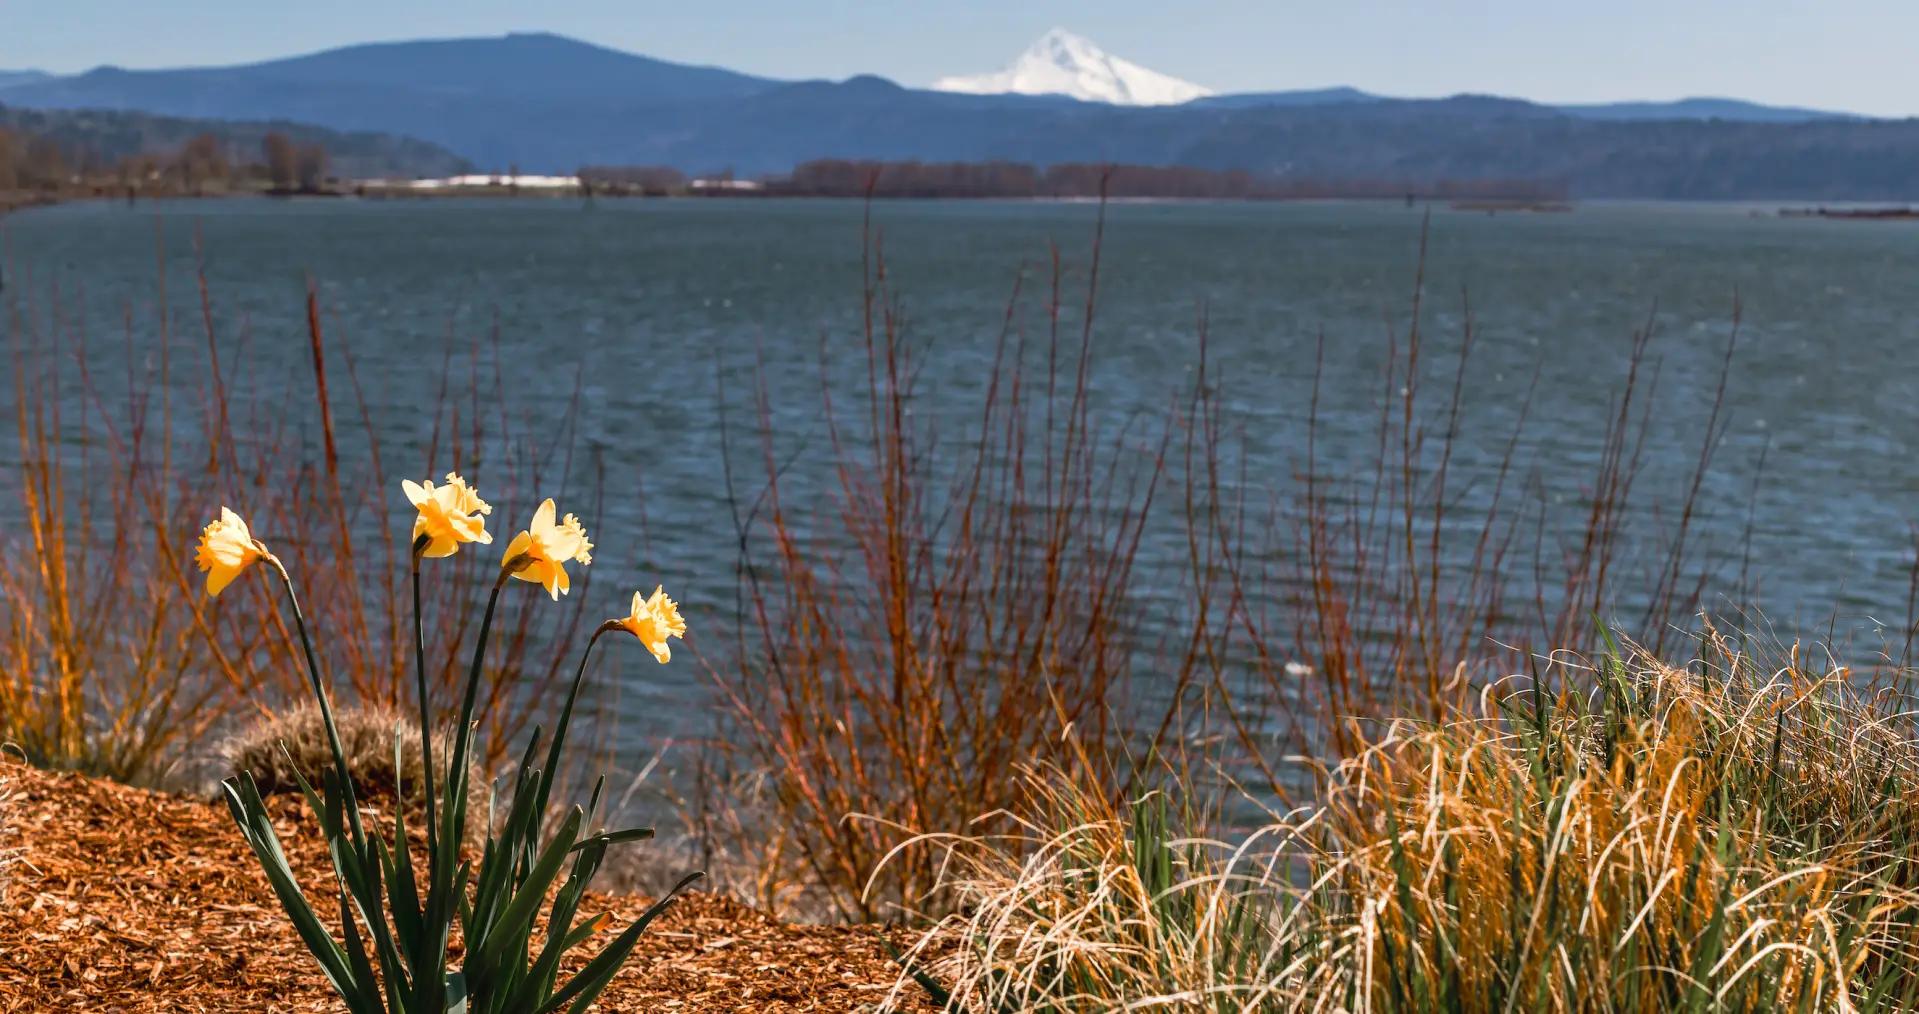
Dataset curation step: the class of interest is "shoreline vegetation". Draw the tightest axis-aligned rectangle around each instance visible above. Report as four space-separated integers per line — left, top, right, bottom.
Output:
9 175 1919 1009
4 94 1919 218
1779 204 1919 220
3 165 1575 220
0 120 342 219
0 102 469 180
11 172 1916 224
0 112 1590 217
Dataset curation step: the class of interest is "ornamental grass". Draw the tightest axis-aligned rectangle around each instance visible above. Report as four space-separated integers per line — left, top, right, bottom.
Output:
891 630 1919 1011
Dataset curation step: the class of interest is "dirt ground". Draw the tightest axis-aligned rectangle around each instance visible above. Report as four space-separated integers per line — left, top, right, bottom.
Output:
0 760 932 1012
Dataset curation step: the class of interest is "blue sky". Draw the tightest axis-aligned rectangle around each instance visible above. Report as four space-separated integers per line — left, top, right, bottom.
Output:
5 0 1915 116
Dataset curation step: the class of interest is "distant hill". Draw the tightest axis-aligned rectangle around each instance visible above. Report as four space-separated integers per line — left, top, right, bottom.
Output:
0 32 782 171
1197 90 1852 122
0 103 471 179
1556 96 1854 122
1191 87 1380 109
570 86 1919 199
196 31 774 102
1 32 1911 197
0 70 50 89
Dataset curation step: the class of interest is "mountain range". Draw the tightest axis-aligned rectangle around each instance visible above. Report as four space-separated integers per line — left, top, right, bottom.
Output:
3 30 1913 199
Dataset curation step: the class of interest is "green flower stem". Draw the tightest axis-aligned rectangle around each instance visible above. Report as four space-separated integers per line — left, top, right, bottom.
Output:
534 620 623 830
262 551 366 847
443 560 520 850
409 536 438 855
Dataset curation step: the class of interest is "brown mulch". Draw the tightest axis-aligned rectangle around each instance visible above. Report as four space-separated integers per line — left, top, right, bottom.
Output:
0 760 930 1012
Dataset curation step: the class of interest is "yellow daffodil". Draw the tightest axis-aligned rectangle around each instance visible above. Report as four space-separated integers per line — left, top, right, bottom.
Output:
616 586 687 664
502 498 593 599
196 506 265 597
403 472 493 558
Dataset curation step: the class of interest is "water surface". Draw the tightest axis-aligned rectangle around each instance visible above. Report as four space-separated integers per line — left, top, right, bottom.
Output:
5 196 1917 751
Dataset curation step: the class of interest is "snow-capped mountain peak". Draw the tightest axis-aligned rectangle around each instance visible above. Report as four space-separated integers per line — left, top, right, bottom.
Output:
932 28 1212 106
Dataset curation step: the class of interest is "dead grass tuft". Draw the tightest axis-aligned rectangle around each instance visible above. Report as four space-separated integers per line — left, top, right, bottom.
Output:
0 768 16 905
894 631 1919 1011
216 701 480 811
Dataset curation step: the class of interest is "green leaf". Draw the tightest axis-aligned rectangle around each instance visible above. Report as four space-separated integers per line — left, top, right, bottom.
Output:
335 880 382 1011
221 775 375 1014
567 827 655 854
471 807 586 974
537 871 705 1014
502 859 599 1013
446 971 468 1014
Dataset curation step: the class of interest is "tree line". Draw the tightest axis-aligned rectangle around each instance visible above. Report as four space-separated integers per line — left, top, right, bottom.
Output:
774 159 1570 201
0 122 330 195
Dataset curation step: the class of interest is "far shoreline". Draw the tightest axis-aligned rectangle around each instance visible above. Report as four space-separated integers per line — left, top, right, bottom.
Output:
9 188 1919 223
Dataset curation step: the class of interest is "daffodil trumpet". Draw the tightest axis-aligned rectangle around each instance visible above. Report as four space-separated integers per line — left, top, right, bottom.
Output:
403 472 492 560
501 499 592 600
618 586 686 664
195 507 264 596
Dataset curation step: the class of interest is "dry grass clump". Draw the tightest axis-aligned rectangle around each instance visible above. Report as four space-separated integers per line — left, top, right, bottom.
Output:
0 767 17 904
893 632 1919 1011
217 702 484 820
881 757 1302 1012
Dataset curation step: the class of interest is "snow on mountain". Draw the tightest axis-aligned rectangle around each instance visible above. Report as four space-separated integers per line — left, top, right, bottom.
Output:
931 28 1212 106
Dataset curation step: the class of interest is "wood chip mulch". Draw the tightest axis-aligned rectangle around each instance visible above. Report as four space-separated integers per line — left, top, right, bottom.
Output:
0 760 931 1012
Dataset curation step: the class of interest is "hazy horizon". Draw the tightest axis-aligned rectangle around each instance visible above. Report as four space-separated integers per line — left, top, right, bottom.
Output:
4 1 1916 118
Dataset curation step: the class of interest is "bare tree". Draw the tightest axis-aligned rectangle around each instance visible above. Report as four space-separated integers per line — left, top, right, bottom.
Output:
295 142 328 192
262 131 298 190
22 137 68 190
0 128 18 191
177 132 228 193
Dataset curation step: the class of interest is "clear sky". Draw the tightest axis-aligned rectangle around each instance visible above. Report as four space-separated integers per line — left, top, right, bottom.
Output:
4 0 1915 117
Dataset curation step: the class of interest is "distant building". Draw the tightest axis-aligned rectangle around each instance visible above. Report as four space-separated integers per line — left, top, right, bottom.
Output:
689 178 765 193
406 174 581 190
